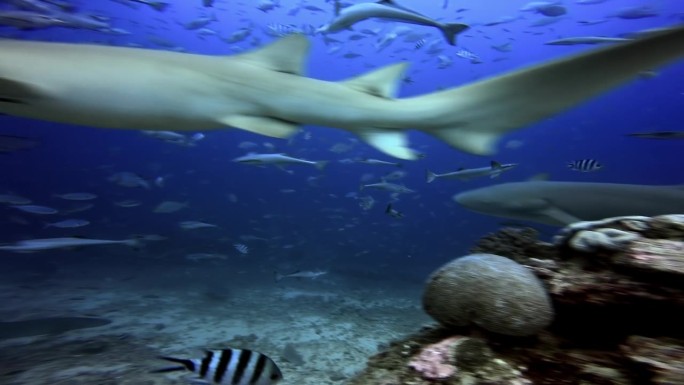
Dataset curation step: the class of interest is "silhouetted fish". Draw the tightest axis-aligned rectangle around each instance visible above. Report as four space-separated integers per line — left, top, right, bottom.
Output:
0 134 38 153
0 316 111 340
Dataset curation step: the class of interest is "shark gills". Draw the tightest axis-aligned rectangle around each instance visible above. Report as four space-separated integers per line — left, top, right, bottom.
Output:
1 25 684 159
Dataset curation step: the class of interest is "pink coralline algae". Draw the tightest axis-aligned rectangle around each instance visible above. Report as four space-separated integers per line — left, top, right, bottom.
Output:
408 336 462 380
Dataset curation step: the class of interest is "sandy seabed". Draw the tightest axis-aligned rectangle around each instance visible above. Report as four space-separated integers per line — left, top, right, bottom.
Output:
0 261 429 385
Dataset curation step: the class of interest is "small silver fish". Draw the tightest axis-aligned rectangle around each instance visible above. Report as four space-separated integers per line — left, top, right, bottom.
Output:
55 192 97 201
153 201 188 213
360 181 414 194
178 220 217 230
44 219 90 228
11 204 58 214
0 237 139 253
274 269 327 281
233 153 327 171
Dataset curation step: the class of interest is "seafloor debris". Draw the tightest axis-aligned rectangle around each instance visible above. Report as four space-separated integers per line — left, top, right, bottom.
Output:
348 214 683 385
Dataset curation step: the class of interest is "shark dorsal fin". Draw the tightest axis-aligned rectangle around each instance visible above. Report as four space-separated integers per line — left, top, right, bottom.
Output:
235 35 310 76
342 63 408 99
491 161 502 169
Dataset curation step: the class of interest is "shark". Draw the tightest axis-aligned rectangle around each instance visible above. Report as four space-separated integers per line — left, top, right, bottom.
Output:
453 181 684 226
317 0 470 45
1 25 684 160
426 161 517 183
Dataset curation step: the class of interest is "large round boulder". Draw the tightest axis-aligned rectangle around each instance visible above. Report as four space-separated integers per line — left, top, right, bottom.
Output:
422 253 553 336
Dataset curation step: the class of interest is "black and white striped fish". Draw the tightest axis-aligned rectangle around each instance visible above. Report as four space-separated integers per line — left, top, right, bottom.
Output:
154 348 283 385
567 159 603 172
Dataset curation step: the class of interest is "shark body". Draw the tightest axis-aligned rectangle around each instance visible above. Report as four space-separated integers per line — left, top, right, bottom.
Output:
1 25 684 160
453 181 684 226
317 0 470 45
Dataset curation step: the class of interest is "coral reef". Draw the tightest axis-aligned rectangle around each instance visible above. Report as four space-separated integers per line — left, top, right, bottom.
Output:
423 254 553 336
347 214 684 385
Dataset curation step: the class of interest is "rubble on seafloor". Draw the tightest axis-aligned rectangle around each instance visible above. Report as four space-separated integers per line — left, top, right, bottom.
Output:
346 215 684 385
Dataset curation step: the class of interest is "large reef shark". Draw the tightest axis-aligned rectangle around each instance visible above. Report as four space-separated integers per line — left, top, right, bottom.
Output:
453 181 684 226
1 25 684 160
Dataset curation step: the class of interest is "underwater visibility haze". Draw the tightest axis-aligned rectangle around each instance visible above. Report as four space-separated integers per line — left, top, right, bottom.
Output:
0 0 683 384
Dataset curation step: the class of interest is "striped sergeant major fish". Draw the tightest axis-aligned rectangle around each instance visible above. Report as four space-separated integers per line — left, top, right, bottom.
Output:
567 159 603 172
154 348 283 385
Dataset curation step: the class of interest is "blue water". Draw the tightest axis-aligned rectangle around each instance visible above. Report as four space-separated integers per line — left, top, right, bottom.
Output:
1 0 683 283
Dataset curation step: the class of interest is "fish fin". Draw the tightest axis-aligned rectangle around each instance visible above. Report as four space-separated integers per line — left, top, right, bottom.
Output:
440 23 470 46
420 25 684 155
0 77 48 105
151 366 187 374
377 0 415 13
274 271 283 282
490 172 501 178
153 356 195 373
491 161 502 169
429 129 500 155
219 115 300 138
358 129 417 160
541 206 582 226
234 34 310 75
385 204 392 213
334 0 341 16
342 63 408 98
149 2 170 12
425 170 437 183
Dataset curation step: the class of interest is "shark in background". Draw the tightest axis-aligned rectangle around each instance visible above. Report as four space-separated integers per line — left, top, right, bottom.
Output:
1 25 684 159
316 0 470 45
426 161 517 183
453 181 684 226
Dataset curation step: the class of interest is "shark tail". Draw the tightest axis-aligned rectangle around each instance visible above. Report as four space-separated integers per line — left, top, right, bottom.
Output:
425 170 438 183
407 24 684 156
440 23 470 46
151 2 170 12
274 271 284 282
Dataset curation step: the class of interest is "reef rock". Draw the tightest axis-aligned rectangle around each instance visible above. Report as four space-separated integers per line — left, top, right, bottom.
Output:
348 214 683 385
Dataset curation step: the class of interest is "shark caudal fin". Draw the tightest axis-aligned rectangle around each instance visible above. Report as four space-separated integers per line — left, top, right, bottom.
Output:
425 170 438 183
413 24 684 156
440 23 470 46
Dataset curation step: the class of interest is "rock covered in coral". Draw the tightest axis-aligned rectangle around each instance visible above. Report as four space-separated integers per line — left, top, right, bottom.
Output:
423 253 554 336
553 214 684 276
349 215 683 385
347 328 532 385
621 336 684 385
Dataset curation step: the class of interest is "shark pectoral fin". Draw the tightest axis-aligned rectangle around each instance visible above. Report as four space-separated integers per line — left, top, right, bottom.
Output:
0 77 47 104
541 206 582 226
219 115 300 138
358 129 417 160
342 63 409 98
428 128 500 155
234 34 310 75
